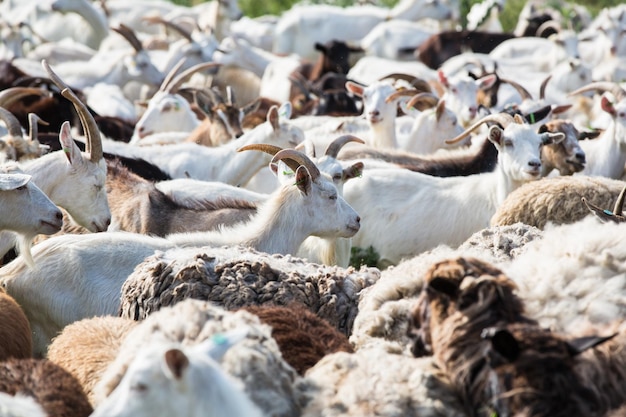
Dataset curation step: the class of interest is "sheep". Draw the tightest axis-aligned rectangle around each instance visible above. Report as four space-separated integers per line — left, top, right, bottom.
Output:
568 82 626 179
297 347 467 417
272 0 453 61
0 358 93 417
342 112 564 266
0 289 32 361
238 304 353 375
46 316 136 406
0 146 362 356
490 175 626 229
350 223 543 352
118 245 379 334
0 392 47 417
94 299 304 417
90 327 264 417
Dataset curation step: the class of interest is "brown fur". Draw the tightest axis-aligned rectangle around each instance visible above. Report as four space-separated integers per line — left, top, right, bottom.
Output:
491 176 626 229
339 138 498 177
539 119 586 176
185 103 243 147
0 290 32 360
0 358 93 417
240 303 353 375
47 316 137 406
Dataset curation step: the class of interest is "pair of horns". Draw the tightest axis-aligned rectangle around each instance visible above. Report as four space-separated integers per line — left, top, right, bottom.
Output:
159 60 222 94
445 113 521 145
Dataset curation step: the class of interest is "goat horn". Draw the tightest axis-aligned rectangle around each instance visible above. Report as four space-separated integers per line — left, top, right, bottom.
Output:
237 144 303 174
500 78 533 101
165 62 222 94
159 58 188 93
226 85 234 106
42 59 103 161
325 135 365 158
385 88 422 103
0 107 23 138
0 87 50 108
569 82 626 101
111 23 143 52
406 92 440 111
445 113 514 145
272 149 320 180
539 75 552 100
613 185 626 215
379 73 432 92
142 16 193 42
28 113 48 142
536 20 561 37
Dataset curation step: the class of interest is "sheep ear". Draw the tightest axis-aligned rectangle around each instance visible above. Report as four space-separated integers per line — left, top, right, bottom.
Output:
482 327 521 362
295 165 312 195
566 333 617 356
164 349 189 380
343 162 363 182
58 121 83 165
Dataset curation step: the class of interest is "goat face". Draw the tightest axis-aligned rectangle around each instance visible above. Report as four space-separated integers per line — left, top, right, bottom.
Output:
133 92 198 140
349 81 397 125
123 51 164 87
539 121 586 175
307 173 360 239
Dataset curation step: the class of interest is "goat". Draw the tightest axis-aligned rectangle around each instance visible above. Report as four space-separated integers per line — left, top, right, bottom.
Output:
0 146 360 356
538 119 586 176
342 112 564 266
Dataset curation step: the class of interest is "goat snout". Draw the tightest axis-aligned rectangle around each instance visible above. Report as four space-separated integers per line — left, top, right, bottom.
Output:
574 151 586 163
93 217 111 233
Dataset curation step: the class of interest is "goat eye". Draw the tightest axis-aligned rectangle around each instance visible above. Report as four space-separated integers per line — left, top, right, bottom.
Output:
504 139 513 147
132 382 148 392
329 194 337 201
332 174 342 182
16 185 26 191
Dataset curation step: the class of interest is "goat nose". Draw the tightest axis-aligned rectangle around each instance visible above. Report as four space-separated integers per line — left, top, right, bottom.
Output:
55 211 63 222
468 106 477 117
575 152 586 162
369 110 379 116
356 216 361 224
235 132 243 138
528 160 541 168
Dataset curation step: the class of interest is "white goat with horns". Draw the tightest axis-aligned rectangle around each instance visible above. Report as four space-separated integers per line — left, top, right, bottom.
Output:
0 145 360 356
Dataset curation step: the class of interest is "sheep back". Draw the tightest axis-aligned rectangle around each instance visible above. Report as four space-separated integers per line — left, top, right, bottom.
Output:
47 316 137 406
96 298 305 417
0 290 32 361
297 347 466 417
240 303 353 375
491 176 626 229
0 358 93 417
119 246 380 335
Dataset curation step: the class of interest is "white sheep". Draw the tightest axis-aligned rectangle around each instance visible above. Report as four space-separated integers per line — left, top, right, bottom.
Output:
0 146 361 356
93 299 303 417
343 112 564 266
90 328 264 417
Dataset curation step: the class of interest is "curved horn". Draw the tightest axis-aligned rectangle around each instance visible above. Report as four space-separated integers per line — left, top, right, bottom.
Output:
0 87 50 108
536 20 561 37
379 73 432 92
385 88 423 103
325 134 365 158
500 78 533 102
0 107 23 138
237 144 304 175
159 58 188 93
28 113 48 142
406 92 440 111
569 82 626 101
226 85 234 106
613 185 626 215
142 16 193 42
42 60 103 161
539 74 552 100
165 62 222 94
272 149 320 180
445 113 514 145
111 23 143 52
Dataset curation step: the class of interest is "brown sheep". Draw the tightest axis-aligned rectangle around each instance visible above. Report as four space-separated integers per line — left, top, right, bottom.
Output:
47 316 137 406
240 303 353 375
0 290 32 361
0 358 93 417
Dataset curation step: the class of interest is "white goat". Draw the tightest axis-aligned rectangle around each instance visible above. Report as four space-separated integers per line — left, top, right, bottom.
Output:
360 20 437 60
343 113 564 266
90 329 263 417
272 0 453 61
0 172 62 267
569 82 626 179
0 147 360 356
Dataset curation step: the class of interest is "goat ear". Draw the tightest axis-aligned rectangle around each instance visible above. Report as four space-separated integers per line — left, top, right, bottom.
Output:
164 348 190 380
478 74 497 89
541 132 565 145
58 121 83 165
601 96 617 117
295 165 312 195
437 70 449 88
482 328 521 362
538 123 549 133
345 81 364 97
267 106 280 131
487 125 504 147
578 129 602 141
343 162 364 182
566 333 617 356
525 105 552 123
435 99 445 121
314 42 327 54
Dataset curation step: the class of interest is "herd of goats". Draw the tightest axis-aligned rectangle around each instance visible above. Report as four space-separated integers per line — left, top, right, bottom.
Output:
0 0 626 416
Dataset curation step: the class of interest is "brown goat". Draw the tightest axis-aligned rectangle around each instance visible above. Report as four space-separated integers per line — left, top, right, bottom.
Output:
538 119 592 176
0 290 32 360
47 316 137 406
0 358 93 417
240 303 353 375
